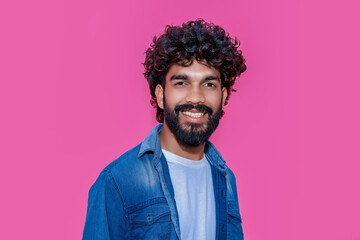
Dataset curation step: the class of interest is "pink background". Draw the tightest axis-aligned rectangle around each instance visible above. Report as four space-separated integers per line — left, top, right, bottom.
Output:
1 0 359 239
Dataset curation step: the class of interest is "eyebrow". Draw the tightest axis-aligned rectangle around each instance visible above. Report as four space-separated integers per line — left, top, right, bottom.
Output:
170 74 220 81
170 74 187 80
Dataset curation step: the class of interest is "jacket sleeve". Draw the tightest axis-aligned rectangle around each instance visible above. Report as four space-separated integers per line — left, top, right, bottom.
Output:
82 170 127 240
227 168 244 240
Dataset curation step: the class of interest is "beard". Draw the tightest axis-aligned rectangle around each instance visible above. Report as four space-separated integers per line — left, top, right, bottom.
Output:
163 97 223 148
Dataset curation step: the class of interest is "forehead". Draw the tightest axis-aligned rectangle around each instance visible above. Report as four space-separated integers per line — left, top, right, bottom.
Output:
165 60 220 80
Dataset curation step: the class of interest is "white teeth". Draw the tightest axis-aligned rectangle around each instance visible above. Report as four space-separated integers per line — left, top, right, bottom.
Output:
182 111 205 118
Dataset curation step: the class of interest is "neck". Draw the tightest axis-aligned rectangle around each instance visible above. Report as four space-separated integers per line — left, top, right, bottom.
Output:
159 122 205 161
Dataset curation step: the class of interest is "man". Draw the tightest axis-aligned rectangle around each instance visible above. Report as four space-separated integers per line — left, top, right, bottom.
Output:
83 19 247 240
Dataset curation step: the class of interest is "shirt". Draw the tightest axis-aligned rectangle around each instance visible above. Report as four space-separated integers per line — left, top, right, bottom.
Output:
162 149 216 240
82 123 244 239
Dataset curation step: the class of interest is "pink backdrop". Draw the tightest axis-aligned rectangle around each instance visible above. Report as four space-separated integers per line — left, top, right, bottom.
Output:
1 0 359 239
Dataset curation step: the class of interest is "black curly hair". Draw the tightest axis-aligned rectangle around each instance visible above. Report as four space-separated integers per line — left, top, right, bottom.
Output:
143 19 247 123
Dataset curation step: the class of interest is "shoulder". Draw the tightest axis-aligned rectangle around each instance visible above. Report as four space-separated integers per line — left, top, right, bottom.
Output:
224 166 240 202
226 167 237 184
91 142 162 207
98 143 155 190
103 143 142 173
89 143 142 193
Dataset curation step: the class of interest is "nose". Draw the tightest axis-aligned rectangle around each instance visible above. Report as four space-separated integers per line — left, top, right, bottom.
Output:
185 85 205 104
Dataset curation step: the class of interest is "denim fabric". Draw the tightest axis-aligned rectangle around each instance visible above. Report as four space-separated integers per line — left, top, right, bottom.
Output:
83 124 244 240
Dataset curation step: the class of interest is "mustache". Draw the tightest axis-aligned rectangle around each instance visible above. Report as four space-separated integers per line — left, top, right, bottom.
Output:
174 104 213 115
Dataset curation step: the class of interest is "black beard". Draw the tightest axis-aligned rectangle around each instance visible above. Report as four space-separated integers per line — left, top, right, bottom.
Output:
163 98 223 148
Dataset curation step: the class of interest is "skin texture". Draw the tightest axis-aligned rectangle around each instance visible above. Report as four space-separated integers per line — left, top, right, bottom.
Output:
155 60 227 161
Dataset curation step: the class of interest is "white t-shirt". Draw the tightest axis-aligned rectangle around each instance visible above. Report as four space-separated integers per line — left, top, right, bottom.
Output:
162 149 216 240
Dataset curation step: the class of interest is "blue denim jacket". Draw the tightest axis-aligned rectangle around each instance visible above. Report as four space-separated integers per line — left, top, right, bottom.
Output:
83 124 244 239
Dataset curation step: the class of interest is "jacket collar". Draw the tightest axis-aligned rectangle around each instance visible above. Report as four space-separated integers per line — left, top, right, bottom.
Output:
138 123 228 174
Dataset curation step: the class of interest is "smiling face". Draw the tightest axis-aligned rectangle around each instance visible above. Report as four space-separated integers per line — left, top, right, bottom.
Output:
155 59 228 147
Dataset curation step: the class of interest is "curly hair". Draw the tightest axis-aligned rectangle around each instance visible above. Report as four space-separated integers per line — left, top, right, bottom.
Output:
143 19 247 123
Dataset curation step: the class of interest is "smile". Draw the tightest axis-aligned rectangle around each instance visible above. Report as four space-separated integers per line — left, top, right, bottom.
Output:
181 111 205 118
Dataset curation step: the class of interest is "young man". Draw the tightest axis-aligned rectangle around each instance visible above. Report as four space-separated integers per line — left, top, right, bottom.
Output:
83 19 247 240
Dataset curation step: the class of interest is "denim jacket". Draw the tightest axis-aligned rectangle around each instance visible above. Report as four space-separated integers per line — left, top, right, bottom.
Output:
83 124 244 240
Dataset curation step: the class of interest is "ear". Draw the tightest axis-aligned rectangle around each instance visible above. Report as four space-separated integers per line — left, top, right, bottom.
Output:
155 84 164 109
221 87 228 107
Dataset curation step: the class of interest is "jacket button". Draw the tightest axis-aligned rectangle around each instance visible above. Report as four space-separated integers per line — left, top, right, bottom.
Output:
146 214 152 221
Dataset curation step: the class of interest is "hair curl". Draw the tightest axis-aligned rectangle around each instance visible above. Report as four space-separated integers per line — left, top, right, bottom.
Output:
143 19 247 123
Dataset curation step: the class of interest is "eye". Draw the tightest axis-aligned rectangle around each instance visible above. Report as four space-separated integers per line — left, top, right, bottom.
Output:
204 82 216 88
174 81 186 86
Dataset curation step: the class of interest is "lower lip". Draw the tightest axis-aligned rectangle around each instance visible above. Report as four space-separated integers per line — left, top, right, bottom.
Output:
180 112 207 123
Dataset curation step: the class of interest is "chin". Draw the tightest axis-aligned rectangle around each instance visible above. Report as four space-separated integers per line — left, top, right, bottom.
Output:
180 121 209 134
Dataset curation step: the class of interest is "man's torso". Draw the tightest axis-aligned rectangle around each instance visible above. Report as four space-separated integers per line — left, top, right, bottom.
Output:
82 124 244 240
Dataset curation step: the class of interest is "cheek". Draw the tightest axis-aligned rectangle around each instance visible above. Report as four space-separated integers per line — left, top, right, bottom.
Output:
164 88 185 105
207 91 223 107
